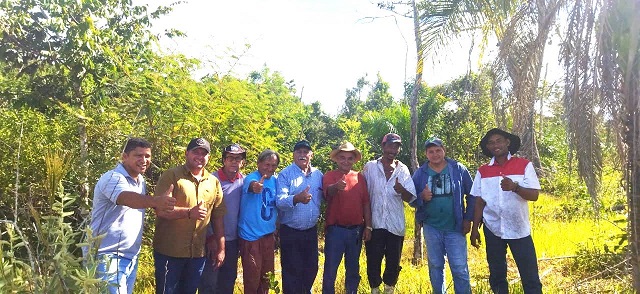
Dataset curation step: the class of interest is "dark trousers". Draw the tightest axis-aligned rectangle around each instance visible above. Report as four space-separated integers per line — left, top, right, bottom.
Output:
484 226 542 294
364 229 404 288
198 239 239 294
279 224 319 294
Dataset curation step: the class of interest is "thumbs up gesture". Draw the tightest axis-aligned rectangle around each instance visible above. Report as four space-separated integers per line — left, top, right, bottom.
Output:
421 183 433 201
294 186 312 204
393 177 405 194
251 174 268 194
500 174 517 192
334 175 347 191
154 184 177 213
188 200 207 220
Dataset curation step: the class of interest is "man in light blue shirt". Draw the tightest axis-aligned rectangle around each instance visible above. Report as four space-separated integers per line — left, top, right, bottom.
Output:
87 137 176 294
276 140 324 293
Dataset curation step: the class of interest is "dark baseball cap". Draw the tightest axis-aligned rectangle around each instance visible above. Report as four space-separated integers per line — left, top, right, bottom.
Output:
187 138 211 153
424 137 444 148
293 140 312 151
223 143 246 157
382 133 402 145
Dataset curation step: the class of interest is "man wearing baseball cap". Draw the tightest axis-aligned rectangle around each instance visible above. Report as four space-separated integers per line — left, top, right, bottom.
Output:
362 133 417 294
470 129 542 294
412 137 475 294
199 143 247 294
276 140 324 293
153 138 226 294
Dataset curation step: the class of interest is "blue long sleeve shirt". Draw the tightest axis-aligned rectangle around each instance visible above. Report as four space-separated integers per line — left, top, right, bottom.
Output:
276 163 323 230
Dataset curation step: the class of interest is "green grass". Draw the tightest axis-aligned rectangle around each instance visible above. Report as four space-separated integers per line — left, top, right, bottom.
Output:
134 194 632 293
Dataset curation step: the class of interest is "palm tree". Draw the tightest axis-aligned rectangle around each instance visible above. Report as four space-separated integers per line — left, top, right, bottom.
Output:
561 0 640 288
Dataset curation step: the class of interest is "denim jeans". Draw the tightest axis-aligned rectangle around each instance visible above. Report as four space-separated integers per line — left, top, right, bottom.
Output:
153 251 206 294
322 225 363 294
483 226 542 294
96 254 138 294
423 224 471 294
198 239 239 294
280 224 318 294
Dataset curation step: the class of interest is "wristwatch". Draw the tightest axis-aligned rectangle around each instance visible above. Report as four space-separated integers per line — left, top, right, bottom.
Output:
365 226 373 231
513 181 520 193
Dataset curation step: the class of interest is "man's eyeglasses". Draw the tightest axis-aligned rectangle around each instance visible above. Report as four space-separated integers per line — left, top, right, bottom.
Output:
432 175 442 189
225 156 244 162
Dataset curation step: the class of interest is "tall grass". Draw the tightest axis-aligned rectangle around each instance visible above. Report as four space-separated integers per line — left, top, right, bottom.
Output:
134 193 631 293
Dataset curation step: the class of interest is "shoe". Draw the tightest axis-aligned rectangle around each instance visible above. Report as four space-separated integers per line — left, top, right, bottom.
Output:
383 284 395 294
371 287 381 294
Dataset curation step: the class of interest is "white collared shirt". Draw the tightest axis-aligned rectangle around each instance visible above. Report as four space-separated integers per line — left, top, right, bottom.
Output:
470 153 541 239
362 159 417 236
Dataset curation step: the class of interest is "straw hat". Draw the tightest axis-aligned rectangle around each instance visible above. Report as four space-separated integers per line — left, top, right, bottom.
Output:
330 141 362 162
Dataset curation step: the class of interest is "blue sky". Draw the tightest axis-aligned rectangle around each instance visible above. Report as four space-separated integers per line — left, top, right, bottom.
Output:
139 0 489 115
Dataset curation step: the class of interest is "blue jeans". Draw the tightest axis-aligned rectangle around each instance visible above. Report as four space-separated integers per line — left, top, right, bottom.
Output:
96 254 138 294
280 224 318 294
198 239 239 294
483 226 542 294
423 225 471 294
322 225 363 294
153 251 206 294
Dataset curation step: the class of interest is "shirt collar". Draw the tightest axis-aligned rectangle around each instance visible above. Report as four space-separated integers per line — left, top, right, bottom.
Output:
216 168 240 182
488 152 512 166
181 164 210 180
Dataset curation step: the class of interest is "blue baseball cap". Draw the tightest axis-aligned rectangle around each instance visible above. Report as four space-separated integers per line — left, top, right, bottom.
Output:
424 137 444 148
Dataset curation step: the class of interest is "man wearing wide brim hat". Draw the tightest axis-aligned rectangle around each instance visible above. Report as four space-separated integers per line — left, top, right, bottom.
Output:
323 141 371 294
329 141 363 162
470 129 543 294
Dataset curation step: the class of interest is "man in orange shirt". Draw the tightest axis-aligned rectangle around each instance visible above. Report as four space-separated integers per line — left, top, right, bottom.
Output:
322 142 372 294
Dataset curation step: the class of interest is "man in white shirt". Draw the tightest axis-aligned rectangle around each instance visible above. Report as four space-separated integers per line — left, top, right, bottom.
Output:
362 133 417 294
470 128 542 294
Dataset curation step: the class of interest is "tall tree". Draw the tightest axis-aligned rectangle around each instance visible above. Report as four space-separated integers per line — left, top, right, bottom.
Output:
0 0 169 203
561 0 640 288
491 0 564 170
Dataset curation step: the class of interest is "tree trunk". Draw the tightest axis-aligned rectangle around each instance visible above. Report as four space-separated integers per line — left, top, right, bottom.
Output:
622 3 640 287
410 0 424 265
509 0 560 171
78 104 90 210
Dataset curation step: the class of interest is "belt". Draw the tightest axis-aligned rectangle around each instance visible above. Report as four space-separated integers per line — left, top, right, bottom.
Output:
333 224 361 230
281 224 316 232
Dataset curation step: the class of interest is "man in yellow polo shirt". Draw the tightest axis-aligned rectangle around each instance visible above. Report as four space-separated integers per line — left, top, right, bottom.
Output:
153 138 226 294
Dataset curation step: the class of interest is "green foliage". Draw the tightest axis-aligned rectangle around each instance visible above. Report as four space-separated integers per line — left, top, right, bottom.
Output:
266 271 281 294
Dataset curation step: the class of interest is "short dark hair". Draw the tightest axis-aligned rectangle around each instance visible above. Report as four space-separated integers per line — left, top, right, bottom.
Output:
123 137 152 154
257 149 280 165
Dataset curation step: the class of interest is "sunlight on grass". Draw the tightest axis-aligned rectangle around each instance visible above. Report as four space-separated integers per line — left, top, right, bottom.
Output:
133 194 630 293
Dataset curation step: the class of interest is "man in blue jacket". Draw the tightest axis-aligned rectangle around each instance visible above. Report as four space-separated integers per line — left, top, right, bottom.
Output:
412 137 475 294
